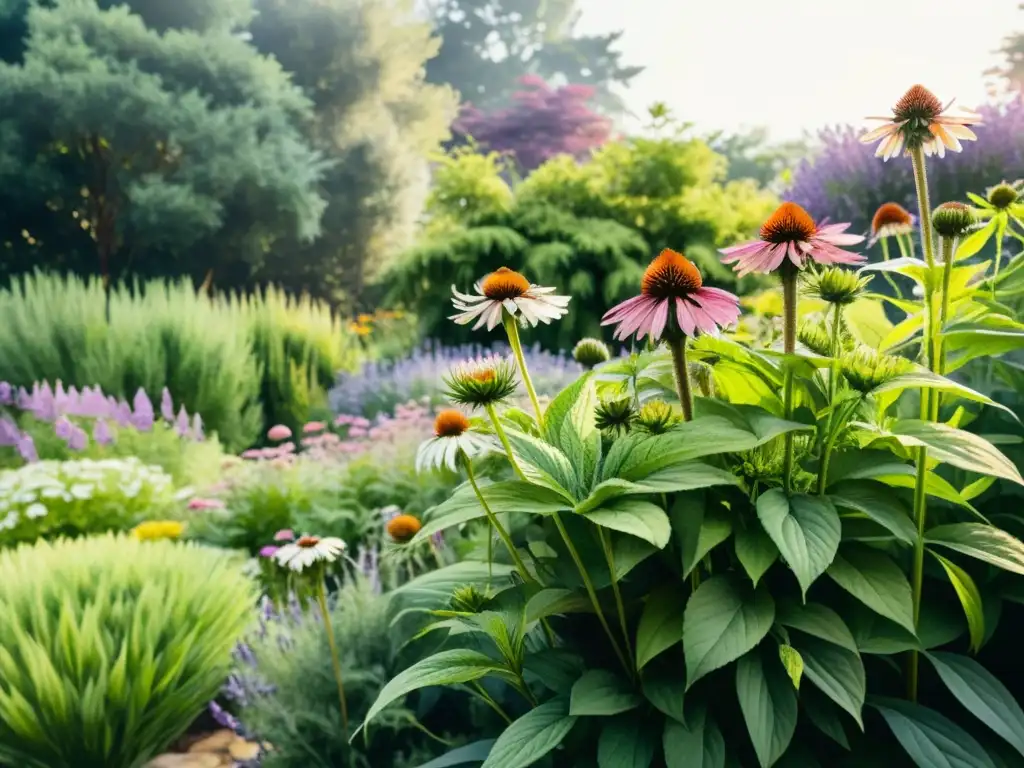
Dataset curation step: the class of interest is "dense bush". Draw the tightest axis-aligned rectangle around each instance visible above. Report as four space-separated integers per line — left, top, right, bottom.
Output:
0 457 180 546
0 534 255 768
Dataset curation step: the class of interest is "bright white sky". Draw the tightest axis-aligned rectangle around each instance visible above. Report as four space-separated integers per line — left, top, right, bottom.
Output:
574 0 1021 140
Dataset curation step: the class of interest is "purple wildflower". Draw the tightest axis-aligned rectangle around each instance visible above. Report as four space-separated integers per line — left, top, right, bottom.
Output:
160 388 175 422
175 406 190 437
0 417 20 446
0 382 11 405
67 427 88 451
17 435 37 463
258 545 279 558
54 416 74 440
208 701 241 731
131 389 154 431
93 419 113 445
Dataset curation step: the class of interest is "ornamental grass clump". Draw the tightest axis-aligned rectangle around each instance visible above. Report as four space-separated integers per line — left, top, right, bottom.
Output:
0 534 255 768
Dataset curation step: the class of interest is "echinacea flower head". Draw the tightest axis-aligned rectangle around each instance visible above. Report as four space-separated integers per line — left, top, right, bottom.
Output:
634 400 681 434
797 320 834 357
450 584 490 614
869 202 916 245
860 84 982 161
802 266 871 306
840 347 911 394
985 181 1022 211
415 409 493 473
132 520 185 541
932 201 977 239
572 338 611 368
450 267 571 331
601 249 741 342
386 514 422 543
595 397 634 436
273 534 346 572
274 528 295 542
443 356 518 407
267 424 292 442
720 203 866 277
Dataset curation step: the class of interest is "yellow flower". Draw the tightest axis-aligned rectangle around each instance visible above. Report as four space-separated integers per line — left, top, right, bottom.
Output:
132 520 185 541
357 313 373 324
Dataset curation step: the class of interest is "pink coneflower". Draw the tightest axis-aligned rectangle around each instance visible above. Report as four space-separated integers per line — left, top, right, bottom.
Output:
601 249 740 342
259 545 279 558
860 84 982 162
240 449 262 460
274 529 295 542
187 497 226 510
267 424 292 441
303 421 326 434
450 267 570 331
719 203 865 277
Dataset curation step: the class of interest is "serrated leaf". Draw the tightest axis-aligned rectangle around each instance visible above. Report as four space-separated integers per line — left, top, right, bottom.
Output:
756 490 841 598
828 480 916 546
826 546 916 634
735 649 798 768
635 585 685 671
481 697 578 768
888 420 1023 485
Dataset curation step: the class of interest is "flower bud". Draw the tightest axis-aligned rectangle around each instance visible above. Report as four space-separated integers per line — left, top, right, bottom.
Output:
572 338 611 368
931 202 977 238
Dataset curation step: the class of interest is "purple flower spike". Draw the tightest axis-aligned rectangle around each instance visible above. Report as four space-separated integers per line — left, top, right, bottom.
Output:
94 419 113 445
175 406 190 437
67 426 88 451
0 417 19 446
208 701 240 732
160 388 175 422
114 400 133 427
131 389 154 431
55 416 74 440
0 382 11 405
17 435 37 463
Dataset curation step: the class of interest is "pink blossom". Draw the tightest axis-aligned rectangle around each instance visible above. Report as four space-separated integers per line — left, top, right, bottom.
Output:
267 424 292 441
303 421 326 434
259 546 279 558
274 529 295 542
188 497 226 510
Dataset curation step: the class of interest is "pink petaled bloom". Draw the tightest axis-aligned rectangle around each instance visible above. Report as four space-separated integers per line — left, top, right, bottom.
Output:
352 417 371 429
188 497 226 510
259 545 279 558
240 449 263 460
601 249 741 342
859 84 982 162
274 528 295 542
303 421 326 434
267 424 292 441
719 202 865 278
278 441 296 454
348 426 368 438
334 414 354 426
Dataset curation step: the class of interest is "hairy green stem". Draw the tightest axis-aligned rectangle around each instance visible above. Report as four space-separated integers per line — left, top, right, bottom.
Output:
486 403 526 481
316 577 350 732
937 236 956 381
464 452 535 584
993 224 1004 300
781 267 798 494
598 526 635 673
879 237 904 299
668 336 694 420
817 304 844 495
552 511 631 675
471 680 514 722
504 316 544 427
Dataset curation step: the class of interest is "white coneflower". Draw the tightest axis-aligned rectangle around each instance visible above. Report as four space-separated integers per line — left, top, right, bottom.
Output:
273 535 346 572
450 267 570 331
869 202 916 246
415 409 492 473
860 84 982 162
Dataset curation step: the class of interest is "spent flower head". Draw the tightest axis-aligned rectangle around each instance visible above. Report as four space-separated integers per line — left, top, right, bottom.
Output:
634 401 681 434
450 267 570 331
931 202 977 238
443 356 518 407
386 514 422 543
720 202 865 277
802 266 871 306
860 84 982 161
572 337 612 368
840 347 911 394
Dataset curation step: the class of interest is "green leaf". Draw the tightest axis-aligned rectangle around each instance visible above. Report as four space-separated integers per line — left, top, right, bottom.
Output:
826 546 916 634
926 523 1024 575
642 672 686 724
575 478 649 515
481 697 578 768
930 551 985 653
695 398 813 446
756 490 841 598
778 645 803 689
825 449 914 487
523 650 585 695
638 461 741 493
734 525 779 587
887 420 1023 485
505 430 579 499
635 584 685 671
671 492 733 578
525 589 594 624
870 369 1017 420
962 475 997 502
583 499 672 548
777 602 858 654
792 634 866 729
415 740 497 768
925 652 1024 758
362 649 508 729
545 373 596 447
873 697 998 768
597 714 656 768
735 649 798 768
943 323 1024 370
663 704 726 768
956 218 998 260
569 669 641 716
802 687 850 749
828 480 915 546
683 575 775 689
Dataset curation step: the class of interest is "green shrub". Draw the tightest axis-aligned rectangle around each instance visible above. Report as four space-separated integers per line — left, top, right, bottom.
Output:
0 534 256 768
0 457 182 546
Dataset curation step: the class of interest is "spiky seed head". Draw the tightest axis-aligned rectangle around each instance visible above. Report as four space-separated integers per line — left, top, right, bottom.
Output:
931 202 977 238
573 338 611 368
803 266 871 306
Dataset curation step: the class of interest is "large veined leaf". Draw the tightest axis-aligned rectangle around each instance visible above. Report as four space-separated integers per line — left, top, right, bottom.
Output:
412 481 572 543
545 373 596 448
695 398 813 446
943 321 1024 370
956 218 998 260
886 420 1023 486
663 703 726 768
575 478 649 515
583 499 672 548
828 480 916 546
869 369 1016 420
683 575 775 688
734 525 779 587
777 602 858 654
824 449 915 487
872 697 998 768
416 740 498 768
642 672 686 724
597 714 657 768
362 649 509 729
569 669 641 716
756 490 841 597
826 546 916 634
637 462 741 493
735 649 798 768
926 523 1024 575
635 584 685 671
672 492 733 578
505 430 579 499
930 551 985 653
802 687 850 749
481 697 578 768
791 634 866 728
925 652 1024 759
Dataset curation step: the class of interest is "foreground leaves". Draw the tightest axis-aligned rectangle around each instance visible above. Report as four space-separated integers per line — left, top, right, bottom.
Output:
481 697 578 768
826 545 916 634
756 490 841 597
663 703 726 768
873 697 997 768
735 649 798 767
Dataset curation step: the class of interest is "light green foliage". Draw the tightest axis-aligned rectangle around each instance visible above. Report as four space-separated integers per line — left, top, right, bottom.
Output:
0 457 179 546
0 534 255 768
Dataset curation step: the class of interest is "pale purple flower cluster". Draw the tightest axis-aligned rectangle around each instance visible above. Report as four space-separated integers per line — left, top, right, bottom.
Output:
0 415 36 462
329 340 583 417
0 381 203 457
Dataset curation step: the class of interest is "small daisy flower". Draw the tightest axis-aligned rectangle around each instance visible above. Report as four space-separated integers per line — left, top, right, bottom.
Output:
415 409 493 473
601 249 741 341
273 534 346 572
720 202 865 277
869 202 916 246
860 84 982 161
450 267 570 331
386 514 423 543
444 356 518 407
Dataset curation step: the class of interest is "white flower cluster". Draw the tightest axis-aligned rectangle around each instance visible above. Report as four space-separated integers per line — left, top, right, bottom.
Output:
0 458 174 533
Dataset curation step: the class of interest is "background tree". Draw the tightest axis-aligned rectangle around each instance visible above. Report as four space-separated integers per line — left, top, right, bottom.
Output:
705 126 812 192
247 0 458 305
0 0 326 295
985 3 1024 96
452 75 612 174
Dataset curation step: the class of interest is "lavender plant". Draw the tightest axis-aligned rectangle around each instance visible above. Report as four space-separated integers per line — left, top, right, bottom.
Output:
357 91 1024 766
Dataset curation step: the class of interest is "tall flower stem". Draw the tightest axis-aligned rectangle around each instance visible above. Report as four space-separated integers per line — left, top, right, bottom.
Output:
597 526 635 669
485 403 526 481
504 316 544 428
552 511 632 676
315 576 349 732
879 238 904 299
817 304 844 495
937 236 956 382
668 336 694 420
993 224 1005 300
463 452 535 584
781 267 798 494
907 144 938 703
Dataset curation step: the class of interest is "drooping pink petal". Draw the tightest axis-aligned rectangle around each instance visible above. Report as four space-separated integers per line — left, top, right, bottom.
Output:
675 298 697 336
602 295 651 325
648 299 669 340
